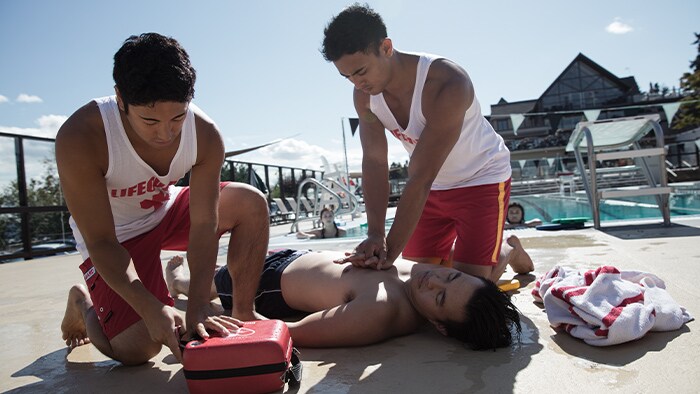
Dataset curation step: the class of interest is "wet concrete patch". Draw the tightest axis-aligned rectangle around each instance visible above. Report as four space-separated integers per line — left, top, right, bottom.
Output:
520 234 606 249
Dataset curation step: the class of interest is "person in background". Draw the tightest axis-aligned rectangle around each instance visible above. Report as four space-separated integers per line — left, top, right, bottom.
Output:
505 202 542 229
297 207 347 239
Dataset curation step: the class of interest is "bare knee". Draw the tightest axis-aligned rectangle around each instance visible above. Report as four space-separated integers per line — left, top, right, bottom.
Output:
218 183 269 229
109 322 163 366
114 343 162 366
404 256 443 265
453 261 495 281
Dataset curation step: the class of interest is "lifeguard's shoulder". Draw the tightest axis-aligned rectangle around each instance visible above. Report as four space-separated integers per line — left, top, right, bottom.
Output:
55 101 106 153
428 58 470 84
424 58 474 113
190 105 224 165
191 105 221 136
352 84 372 114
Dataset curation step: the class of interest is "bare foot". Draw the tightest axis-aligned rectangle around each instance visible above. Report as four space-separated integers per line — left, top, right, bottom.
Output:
165 255 187 298
61 284 92 349
504 235 534 274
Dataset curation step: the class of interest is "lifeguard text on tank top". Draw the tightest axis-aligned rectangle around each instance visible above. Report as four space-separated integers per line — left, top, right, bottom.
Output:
69 95 200 260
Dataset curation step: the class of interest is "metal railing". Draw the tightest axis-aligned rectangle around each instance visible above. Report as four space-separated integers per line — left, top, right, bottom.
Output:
0 132 73 261
289 177 361 232
0 131 324 262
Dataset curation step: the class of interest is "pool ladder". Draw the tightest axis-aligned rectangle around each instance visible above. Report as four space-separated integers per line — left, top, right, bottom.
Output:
569 115 671 229
289 177 361 233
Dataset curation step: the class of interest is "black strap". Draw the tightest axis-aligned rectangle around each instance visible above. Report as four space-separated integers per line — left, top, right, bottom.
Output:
181 342 302 385
285 348 303 386
184 362 288 380
182 332 302 385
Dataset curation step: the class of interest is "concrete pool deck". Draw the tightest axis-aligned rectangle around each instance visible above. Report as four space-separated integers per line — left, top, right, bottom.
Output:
1 214 698 393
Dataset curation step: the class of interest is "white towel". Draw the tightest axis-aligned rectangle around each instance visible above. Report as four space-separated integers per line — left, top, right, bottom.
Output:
532 266 693 346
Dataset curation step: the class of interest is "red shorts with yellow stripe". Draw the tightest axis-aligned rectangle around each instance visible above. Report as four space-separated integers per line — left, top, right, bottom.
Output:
402 179 510 266
79 183 230 340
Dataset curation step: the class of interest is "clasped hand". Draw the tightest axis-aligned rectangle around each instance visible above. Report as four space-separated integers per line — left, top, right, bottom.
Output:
334 234 393 270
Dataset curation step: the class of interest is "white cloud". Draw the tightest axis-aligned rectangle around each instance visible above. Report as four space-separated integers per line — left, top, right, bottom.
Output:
0 114 68 139
235 138 335 171
16 93 43 103
606 17 633 34
227 137 410 176
0 95 8 103
36 114 67 132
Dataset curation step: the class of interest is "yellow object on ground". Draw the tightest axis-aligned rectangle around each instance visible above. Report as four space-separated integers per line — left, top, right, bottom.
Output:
498 278 520 292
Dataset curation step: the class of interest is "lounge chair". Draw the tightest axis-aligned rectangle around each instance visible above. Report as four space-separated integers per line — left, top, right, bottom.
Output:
272 198 295 222
299 196 315 216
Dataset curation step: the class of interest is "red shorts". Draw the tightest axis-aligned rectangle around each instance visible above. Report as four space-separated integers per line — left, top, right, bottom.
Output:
79 184 228 340
402 179 510 266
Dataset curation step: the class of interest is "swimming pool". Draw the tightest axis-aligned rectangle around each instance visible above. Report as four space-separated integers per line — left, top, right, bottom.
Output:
268 189 700 251
349 190 700 236
514 191 700 223
267 217 394 251
344 219 394 238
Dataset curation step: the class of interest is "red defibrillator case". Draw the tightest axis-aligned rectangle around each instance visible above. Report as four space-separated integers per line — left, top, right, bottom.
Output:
182 320 302 394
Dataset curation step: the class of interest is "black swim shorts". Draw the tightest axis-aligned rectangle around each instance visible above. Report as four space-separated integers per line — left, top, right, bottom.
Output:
214 249 308 318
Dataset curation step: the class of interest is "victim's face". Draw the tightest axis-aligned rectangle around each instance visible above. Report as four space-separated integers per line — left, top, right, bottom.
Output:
407 266 483 324
119 98 189 150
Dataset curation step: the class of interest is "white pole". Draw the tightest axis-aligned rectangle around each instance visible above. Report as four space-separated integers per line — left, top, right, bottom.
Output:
341 117 350 186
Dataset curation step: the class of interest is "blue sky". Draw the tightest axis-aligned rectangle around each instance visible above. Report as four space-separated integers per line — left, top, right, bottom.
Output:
1 0 698 175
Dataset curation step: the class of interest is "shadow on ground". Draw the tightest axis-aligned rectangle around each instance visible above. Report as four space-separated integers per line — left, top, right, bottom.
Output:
550 325 692 367
298 314 542 393
9 348 183 394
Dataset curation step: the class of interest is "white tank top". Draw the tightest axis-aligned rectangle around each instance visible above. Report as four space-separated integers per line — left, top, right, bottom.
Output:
369 53 511 190
69 95 198 260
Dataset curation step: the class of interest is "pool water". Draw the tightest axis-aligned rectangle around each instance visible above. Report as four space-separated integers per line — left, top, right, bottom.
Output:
345 192 700 239
344 218 395 238
515 192 700 223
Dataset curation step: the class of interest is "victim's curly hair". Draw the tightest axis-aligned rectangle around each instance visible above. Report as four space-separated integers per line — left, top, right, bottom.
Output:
442 276 522 351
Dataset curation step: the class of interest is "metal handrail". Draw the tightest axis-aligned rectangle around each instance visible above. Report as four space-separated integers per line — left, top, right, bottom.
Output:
290 178 360 233
570 115 670 229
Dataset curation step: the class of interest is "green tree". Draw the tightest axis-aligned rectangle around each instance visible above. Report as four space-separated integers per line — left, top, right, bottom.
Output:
268 173 300 200
26 158 69 242
674 32 700 129
0 181 20 250
389 161 409 180
270 184 281 199
280 174 297 199
0 156 70 251
220 162 249 182
234 163 249 182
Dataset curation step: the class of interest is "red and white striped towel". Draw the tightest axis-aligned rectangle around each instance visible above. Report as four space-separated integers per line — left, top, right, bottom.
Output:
532 266 693 346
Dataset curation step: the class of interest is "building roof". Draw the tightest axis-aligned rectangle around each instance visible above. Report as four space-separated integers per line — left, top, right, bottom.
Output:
619 76 641 95
490 99 538 116
538 53 637 104
489 53 641 116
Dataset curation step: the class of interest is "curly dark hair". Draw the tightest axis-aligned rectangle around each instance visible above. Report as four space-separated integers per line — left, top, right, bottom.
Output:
321 3 388 62
442 276 522 350
113 33 196 113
